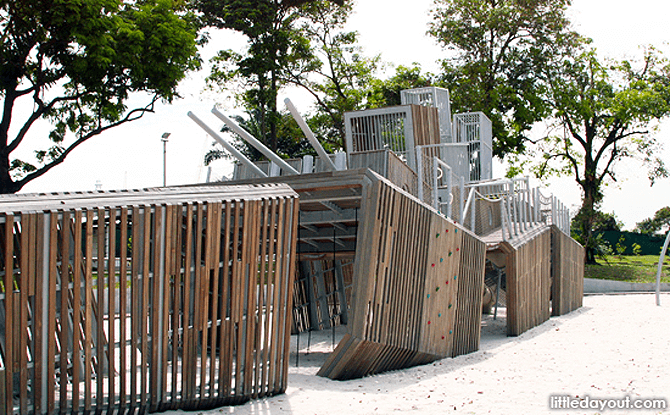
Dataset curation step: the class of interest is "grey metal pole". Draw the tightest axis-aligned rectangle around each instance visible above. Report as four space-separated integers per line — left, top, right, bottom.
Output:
285 98 339 171
656 230 670 306
187 111 268 178
161 132 170 187
211 107 300 175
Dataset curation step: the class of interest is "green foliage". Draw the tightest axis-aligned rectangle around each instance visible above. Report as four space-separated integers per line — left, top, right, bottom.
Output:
287 0 381 148
527 45 670 263
366 65 436 108
615 235 627 258
635 206 670 236
198 0 348 153
632 243 642 256
585 255 670 284
428 0 578 157
0 0 200 193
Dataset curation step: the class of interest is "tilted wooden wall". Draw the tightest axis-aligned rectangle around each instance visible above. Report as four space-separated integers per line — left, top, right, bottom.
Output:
0 185 298 414
501 227 552 336
551 226 585 316
317 175 485 380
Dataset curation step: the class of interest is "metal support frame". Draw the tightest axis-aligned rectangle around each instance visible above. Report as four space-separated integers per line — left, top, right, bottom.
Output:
285 98 339 171
212 107 300 175
188 111 267 178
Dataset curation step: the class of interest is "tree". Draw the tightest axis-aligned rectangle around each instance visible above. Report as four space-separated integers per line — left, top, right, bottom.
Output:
533 46 670 263
1 0 200 193
285 0 381 148
428 0 578 157
636 206 670 236
195 0 344 153
366 64 435 108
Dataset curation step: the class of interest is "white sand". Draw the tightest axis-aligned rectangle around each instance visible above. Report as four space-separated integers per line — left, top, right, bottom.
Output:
166 294 670 415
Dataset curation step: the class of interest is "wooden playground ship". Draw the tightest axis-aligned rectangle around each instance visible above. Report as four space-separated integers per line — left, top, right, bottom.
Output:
0 88 584 413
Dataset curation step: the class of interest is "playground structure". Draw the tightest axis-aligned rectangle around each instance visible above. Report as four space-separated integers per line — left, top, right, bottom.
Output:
0 87 584 413
0 185 299 413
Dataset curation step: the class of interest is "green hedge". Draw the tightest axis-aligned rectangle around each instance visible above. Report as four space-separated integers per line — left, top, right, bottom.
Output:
598 230 666 256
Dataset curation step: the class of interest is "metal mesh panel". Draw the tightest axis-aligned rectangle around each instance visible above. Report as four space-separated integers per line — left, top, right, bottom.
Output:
345 108 409 158
452 112 493 181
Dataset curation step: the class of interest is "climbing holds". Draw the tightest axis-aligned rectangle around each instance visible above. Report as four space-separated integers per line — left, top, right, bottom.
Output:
435 286 440 292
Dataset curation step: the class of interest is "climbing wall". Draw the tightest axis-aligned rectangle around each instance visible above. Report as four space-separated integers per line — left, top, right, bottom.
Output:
317 174 486 380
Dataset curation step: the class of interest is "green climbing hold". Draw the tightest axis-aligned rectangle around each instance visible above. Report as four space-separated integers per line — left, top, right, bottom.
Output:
435 286 440 292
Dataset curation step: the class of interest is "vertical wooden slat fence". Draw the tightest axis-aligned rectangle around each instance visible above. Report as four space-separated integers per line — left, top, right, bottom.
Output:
551 226 585 316
0 184 298 414
501 227 552 336
317 175 486 380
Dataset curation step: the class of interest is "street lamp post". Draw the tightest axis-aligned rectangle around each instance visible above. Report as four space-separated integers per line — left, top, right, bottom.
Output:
161 132 170 186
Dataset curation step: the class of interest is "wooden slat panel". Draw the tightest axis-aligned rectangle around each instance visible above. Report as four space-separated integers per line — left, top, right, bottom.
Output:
0 184 299 414
319 176 486 380
551 226 585 316
503 227 552 336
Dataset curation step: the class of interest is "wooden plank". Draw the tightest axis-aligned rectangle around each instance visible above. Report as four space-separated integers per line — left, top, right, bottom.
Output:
168 204 181 406
71 210 83 413
253 198 270 398
18 214 30 414
140 205 152 407
150 204 163 410
279 196 299 391
193 202 205 403
207 202 222 400
218 201 233 398
181 203 194 401
163 204 176 408
259 199 276 397
118 207 129 412
47 212 58 413
107 207 117 411
231 201 243 396
59 213 70 414
269 199 286 393
83 210 94 412
243 200 260 395
129 207 141 409
95 208 105 411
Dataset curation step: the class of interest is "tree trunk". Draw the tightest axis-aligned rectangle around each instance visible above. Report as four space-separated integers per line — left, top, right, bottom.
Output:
579 177 600 264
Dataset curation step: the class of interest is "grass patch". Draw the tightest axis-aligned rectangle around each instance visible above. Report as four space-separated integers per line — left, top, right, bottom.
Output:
585 255 670 284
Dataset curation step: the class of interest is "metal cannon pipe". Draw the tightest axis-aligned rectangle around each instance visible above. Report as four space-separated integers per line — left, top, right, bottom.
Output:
187 111 267 178
284 98 339 171
211 107 300 175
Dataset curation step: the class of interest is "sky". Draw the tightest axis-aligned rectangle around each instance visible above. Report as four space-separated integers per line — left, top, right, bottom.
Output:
14 0 670 230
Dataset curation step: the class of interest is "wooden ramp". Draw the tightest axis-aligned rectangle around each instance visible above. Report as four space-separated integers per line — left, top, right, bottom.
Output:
315 174 486 380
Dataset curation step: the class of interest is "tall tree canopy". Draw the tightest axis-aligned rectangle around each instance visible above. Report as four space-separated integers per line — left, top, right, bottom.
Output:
636 207 670 236
428 0 578 157
285 0 380 148
0 0 200 193
532 46 670 262
196 0 345 154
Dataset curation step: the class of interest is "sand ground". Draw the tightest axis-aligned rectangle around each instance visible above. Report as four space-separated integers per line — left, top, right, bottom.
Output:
166 293 669 415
